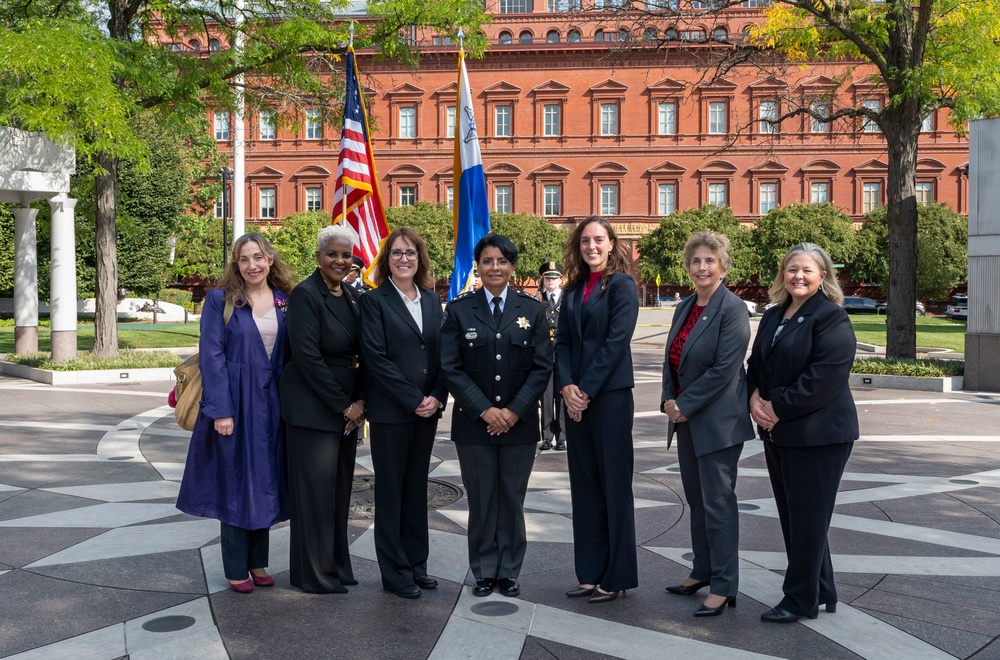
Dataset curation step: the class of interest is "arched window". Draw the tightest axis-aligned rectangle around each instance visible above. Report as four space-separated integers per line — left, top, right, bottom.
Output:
568 29 581 43
713 27 727 41
519 30 533 44
189 39 201 52
643 28 658 41
619 29 629 41
595 29 605 42
547 30 560 43
209 39 221 51
665 28 678 40
499 31 513 45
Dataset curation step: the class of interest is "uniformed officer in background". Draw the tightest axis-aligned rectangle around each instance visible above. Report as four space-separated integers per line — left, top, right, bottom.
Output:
538 261 567 451
345 256 369 293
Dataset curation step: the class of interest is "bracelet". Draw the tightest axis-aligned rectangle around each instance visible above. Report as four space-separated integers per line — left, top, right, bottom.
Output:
345 403 354 419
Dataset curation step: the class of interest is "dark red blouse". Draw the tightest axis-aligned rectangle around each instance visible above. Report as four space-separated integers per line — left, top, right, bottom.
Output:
582 270 602 304
668 303 705 395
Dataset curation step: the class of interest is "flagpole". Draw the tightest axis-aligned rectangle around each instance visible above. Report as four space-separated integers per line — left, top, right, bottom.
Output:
340 21 355 229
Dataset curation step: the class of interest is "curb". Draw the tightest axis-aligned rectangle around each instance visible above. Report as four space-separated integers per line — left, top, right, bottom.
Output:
850 373 964 393
0 362 176 385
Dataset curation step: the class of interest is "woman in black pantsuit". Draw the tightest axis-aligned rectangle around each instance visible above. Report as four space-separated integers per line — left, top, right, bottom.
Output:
555 216 639 604
747 242 858 623
359 227 447 599
280 225 368 594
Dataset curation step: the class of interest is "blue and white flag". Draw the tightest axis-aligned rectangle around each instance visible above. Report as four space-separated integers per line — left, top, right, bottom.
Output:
449 47 491 300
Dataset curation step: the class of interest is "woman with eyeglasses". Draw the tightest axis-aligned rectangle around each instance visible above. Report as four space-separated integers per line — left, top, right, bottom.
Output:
359 227 448 599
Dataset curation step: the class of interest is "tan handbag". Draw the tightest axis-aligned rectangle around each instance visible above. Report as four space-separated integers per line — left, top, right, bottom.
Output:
174 299 235 431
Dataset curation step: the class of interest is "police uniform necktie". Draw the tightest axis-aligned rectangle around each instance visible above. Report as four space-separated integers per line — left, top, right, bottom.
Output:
492 296 502 324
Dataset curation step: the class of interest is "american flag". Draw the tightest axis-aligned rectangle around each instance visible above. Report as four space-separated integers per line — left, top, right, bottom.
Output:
333 46 387 283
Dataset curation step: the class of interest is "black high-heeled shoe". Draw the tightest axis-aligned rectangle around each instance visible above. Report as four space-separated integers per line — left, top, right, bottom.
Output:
824 601 837 614
588 587 625 604
666 580 710 595
693 595 736 617
566 585 596 598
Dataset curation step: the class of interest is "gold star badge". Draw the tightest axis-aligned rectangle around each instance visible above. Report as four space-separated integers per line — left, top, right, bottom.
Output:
517 317 531 329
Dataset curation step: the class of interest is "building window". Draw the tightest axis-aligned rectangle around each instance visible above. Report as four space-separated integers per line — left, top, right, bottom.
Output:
519 31 533 44
547 30 560 43
259 110 275 140
712 28 727 41
446 106 456 138
708 182 727 208
742 0 768 6
916 181 933 205
549 0 581 9
399 186 416 206
811 181 829 204
544 185 561 216
306 109 322 139
495 185 512 213
921 113 933 132
432 35 452 46
568 30 581 43
658 102 677 135
811 102 829 133
600 103 618 135
681 29 705 42
495 105 512 137
862 99 881 132
650 0 678 7
543 104 561 136
306 187 322 212
399 106 416 138
759 101 776 134
189 39 201 52
260 188 276 219
209 39 221 51
214 111 230 140
863 182 882 213
446 186 454 211
500 0 529 12
215 192 225 218
499 31 513 45
658 183 676 216
600 184 618 215
759 182 777 214
708 101 726 134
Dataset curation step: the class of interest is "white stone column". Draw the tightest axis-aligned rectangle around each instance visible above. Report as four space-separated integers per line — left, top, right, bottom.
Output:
49 194 78 363
13 204 39 355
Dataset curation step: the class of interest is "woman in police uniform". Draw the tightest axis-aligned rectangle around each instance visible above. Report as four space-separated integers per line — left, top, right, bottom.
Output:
440 234 552 598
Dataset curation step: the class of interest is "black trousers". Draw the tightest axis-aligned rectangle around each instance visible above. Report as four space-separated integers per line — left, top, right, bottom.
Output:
370 418 438 591
220 522 269 581
455 442 536 581
286 423 358 593
566 388 638 592
764 439 853 617
675 425 742 597
540 371 566 443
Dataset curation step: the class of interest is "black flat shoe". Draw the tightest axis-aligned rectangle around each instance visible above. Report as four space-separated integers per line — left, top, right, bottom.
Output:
415 576 439 589
472 578 495 596
566 585 596 598
389 585 421 599
666 580 710 595
555 439 566 451
540 440 552 450
694 595 736 617
341 578 359 586
588 588 624 604
497 578 520 597
824 601 837 613
761 606 817 623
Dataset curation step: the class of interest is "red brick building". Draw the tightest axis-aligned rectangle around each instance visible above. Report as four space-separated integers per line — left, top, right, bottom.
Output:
202 3 969 263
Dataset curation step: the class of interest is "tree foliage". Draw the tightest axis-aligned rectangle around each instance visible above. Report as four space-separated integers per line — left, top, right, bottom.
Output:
752 203 857 283
490 212 570 288
0 206 13 296
637 205 754 286
386 202 455 281
263 211 331 283
854 203 967 301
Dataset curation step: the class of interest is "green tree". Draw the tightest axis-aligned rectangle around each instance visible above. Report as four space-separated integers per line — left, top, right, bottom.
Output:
172 215 226 285
264 211 331 282
0 206 13 296
637 205 755 286
0 0 489 356
490 212 570 288
386 202 455 281
751 203 857 283
854 203 967 301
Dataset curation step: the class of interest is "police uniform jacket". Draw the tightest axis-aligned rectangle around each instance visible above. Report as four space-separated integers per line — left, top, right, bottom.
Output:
441 288 552 445
540 290 561 347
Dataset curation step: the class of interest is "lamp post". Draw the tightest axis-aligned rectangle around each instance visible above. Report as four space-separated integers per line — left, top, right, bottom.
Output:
219 167 233 268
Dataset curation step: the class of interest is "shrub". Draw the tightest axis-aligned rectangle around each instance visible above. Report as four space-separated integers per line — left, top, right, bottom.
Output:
852 357 964 377
5 350 181 371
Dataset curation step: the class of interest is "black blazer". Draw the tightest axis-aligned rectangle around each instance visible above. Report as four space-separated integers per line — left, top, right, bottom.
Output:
359 281 448 424
746 292 858 447
554 271 638 398
440 288 552 445
661 284 754 457
280 269 368 433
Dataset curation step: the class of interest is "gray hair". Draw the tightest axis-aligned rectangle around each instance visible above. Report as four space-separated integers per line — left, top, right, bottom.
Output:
767 242 845 306
682 231 733 272
317 224 355 253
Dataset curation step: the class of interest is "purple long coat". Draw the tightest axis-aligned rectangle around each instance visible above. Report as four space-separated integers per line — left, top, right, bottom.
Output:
176 288 290 530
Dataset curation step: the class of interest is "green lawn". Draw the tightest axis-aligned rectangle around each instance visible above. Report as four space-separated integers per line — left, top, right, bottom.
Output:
849 315 967 352
0 322 201 354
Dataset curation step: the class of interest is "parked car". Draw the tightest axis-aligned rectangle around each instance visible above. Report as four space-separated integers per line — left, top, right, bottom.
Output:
876 300 926 316
945 294 968 320
841 296 880 314
742 299 759 317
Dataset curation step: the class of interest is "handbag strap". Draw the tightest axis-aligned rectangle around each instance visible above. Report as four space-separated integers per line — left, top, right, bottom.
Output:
223 299 235 326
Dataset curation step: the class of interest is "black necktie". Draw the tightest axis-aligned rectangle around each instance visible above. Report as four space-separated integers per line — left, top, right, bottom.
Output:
492 296 502 324
550 293 556 305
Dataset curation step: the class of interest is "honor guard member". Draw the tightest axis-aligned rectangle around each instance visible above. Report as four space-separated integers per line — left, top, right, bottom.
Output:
538 261 567 451
345 256 369 293
441 234 552 598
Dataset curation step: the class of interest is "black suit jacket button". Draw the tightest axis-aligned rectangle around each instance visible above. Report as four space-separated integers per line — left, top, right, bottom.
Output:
495 375 501 381
422 368 428 374
420 344 426 350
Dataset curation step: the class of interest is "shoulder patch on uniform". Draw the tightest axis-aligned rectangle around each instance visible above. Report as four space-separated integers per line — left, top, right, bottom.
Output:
515 290 541 303
451 291 476 303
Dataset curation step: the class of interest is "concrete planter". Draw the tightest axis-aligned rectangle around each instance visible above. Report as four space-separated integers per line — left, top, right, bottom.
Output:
850 373 964 393
0 362 175 385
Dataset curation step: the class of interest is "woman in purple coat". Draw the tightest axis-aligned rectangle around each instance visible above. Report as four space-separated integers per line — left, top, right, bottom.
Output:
177 232 294 593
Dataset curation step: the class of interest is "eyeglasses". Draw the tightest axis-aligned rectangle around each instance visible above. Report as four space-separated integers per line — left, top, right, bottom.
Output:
389 249 419 261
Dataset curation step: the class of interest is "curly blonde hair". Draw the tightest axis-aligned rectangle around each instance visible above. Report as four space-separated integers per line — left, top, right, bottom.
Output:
767 243 844 306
